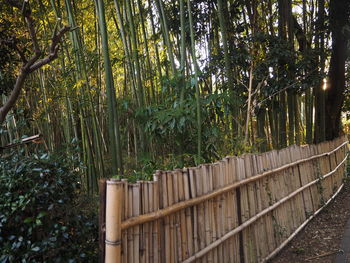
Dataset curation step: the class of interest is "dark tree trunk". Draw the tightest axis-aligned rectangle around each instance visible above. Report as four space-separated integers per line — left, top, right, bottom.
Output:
325 0 350 140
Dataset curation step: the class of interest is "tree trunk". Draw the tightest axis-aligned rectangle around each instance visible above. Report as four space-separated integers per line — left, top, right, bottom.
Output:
325 0 349 140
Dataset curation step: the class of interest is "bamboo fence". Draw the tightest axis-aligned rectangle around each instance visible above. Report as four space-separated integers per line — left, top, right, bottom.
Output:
99 135 349 263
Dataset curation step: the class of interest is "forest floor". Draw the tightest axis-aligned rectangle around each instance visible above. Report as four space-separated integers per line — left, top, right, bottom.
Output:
270 180 350 263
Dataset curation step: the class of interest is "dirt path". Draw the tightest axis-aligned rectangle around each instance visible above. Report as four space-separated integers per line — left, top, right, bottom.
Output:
270 180 350 263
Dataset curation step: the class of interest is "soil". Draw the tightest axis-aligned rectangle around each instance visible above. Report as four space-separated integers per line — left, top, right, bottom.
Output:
270 180 350 263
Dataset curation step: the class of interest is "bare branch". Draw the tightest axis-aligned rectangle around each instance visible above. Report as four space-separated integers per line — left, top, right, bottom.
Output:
0 2 71 124
29 26 71 72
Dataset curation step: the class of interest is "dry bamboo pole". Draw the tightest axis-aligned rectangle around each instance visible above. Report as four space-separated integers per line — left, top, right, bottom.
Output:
249 154 264 262
127 185 134 263
139 182 145 263
304 145 318 213
133 184 141 263
99 179 107 263
177 169 187 261
207 165 217 263
162 172 171 263
152 176 160 263
269 150 284 247
296 146 315 216
168 173 176 263
121 179 128 263
181 152 348 263
120 141 348 230
196 165 207 263
183 169 194 260
202 165 213 262
237 156 251 263
195 167 206 263
222 160 231 263
105 180 123 263
189 168 199 255
243 155 258 263
280 149 293 237
147 182 154 262
330 140 340 190
283 147 299 232
263 151 277 253
140 181 150 263
216 161 228 263
212 163 223 263
221 160 233 262
255 153 273 258
294 146 306 228
227 157 240 263
290 145 307 227
154 171 165 263
310 144 322 209
172 170 181 261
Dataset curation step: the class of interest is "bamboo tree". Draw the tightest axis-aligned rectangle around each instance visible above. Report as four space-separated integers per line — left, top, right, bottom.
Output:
95 0 123 175
186 0 202 162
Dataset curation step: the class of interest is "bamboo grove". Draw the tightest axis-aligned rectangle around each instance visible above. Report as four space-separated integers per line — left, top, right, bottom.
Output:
1 0 349 193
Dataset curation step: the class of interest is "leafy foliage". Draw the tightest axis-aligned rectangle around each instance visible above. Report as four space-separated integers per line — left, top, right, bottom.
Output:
0 151 98 262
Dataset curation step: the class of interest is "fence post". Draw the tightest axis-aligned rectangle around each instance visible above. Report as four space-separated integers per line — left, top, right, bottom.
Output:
105 179 123 263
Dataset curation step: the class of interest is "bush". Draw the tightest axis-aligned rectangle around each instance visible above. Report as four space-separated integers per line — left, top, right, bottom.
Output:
0 151 98 262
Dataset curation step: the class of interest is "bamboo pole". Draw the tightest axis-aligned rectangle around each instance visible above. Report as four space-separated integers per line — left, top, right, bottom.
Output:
105 180 123 263
121 141 348 230
127 186 134 263
183 169 194 260
99 179 107 263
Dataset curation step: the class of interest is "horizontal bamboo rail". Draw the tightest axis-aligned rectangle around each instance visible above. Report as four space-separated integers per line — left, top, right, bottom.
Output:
182 152 348 263
121 140 348 230
262 182 344 263
101 136 349 263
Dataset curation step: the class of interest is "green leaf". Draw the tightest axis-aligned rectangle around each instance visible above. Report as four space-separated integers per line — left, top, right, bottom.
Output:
24 217 33 224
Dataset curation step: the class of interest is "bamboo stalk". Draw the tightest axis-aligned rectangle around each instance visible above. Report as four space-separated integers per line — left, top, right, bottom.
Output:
183 169 194 260
133 184 141 263
99 179 107 263
127 186 134 263
121 179 128 263
121 141 348 230
176 169 187 261
105 180 123 263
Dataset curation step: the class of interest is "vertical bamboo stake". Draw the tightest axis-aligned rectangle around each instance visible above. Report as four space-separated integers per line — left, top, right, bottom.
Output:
147 182 154 262
172 170 181 261
230 157 241 263
263 152 276 254
177 169 188 261
127 186 134 263
133 183 141 263
99 179 107 263
195 167 206 263
121 179 128 263
213 163 224 262
183 169 194 260
105 180 123 263
189 168 199 255
152 174 160 263
166 171 175 263
201 165 211 262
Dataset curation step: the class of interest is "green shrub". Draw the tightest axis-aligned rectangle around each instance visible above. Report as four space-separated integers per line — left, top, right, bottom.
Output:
0 151 98 262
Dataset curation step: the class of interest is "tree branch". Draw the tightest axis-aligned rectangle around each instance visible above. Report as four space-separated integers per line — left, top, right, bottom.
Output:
0 1 71 124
